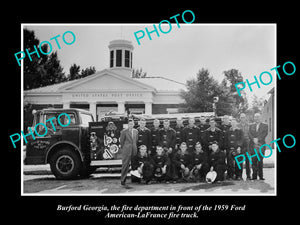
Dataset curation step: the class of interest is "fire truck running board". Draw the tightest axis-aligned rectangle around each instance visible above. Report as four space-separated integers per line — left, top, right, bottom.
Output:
90 159 122 166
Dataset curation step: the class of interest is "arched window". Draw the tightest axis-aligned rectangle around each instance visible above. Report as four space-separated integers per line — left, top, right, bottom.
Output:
116 50 122 67
110 50 114 68
125 50 130 68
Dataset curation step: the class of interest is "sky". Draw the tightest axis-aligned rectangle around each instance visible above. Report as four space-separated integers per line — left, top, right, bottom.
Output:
23 24 276 101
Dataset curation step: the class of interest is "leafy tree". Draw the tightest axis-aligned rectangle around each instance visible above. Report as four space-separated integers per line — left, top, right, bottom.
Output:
250 94 265 113
41 52 65 86
243 95 265 123
24 29 48 89
23 28 66 90
132 68 147 78
180 68 220 112
81 66 96 78
180 68 249 116
67 64 96 80
217 69 248 117
68 63 81 80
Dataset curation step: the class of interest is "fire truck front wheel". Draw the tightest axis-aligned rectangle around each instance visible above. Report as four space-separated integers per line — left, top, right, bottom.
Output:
49 148 82 180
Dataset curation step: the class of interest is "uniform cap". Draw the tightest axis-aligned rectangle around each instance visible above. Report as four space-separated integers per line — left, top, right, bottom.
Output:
211 140 219 145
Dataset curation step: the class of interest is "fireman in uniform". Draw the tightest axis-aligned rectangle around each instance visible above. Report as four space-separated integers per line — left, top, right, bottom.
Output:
219 115 232 142
173 142 193 182
203 118 223 154
190 142 209 182
137 118 152 155
181 117 200 154
209 141 226 182
150 119 161 156
131 145 154 184
159 119 176 155
219 115 231 131
152 145 169 182
174 117 185 151
198 116 209 143
224 118 244 180
159 119 177 182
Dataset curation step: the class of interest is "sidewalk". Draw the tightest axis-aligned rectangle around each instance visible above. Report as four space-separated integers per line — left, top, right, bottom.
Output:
24 168 275 195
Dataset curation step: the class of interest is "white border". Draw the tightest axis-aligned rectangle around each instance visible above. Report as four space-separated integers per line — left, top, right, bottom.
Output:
21 24 24 195
21 23 277 196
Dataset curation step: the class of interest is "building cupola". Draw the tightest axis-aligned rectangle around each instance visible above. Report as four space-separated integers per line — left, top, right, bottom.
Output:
108 39 134 78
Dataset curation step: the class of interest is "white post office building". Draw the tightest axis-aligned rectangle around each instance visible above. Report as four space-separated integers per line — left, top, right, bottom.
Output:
24 40 187 121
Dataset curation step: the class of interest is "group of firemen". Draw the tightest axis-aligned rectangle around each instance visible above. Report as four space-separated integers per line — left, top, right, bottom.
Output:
130 114 253 184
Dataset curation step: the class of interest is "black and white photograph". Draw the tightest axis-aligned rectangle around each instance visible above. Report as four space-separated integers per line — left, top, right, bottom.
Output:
4 3 299 222
21 24 276 195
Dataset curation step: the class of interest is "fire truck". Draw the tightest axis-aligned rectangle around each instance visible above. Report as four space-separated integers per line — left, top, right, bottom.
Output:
24 108 217 180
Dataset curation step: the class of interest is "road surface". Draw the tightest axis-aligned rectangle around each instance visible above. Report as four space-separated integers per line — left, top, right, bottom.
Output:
23 165 275 195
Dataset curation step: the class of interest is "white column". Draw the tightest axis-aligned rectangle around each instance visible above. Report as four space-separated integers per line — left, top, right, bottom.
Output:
63 101 70 109
113 49 116 67
122 49 125 67
144 102 152 115
89 102 97 121
117 101 125 114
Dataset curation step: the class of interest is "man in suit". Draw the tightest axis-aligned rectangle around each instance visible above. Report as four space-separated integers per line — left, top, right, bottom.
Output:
120 119 138 188
249 113 268 180
238 113 251 180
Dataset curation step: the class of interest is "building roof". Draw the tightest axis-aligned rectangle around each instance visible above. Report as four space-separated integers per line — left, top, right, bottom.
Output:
24 70 187 94
133 76 186 92
24 78 80 93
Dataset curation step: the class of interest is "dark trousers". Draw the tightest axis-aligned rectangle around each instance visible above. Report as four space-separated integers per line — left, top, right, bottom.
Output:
165 163 177 181
173 165 190 180
164 153 178 181
153 167 166 182
131 162 154 183
235 162 243 178
226 151 234 178
250 144 265 179
121 155 133 184
191 163 209 181
252 157 264 179
243 142 251 178
227 151 243 179
214 164 226 181
154 175 166 182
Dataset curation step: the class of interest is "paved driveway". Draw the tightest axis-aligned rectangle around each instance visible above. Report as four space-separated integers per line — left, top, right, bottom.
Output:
23 165 275 195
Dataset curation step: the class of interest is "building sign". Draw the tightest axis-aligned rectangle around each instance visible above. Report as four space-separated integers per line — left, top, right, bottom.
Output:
64 92 154 105
70 92 144 99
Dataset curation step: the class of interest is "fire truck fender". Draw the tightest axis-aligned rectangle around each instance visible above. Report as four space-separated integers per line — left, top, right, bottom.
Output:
45 141 84 164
